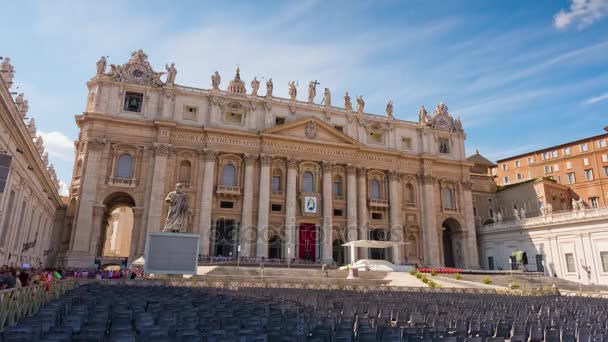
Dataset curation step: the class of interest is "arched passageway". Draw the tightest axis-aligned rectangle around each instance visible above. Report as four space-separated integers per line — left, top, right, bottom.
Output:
99 192 136 259
441 218 464 268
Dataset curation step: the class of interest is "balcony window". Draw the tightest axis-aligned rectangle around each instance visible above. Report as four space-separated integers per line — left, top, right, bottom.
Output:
116 154 133 179
370 179 381 200
442 188 455 209
221 164 237 186
404 183 415 207
333 177 343 197
302 171 314 193
178 160 191 184
272 175 282 192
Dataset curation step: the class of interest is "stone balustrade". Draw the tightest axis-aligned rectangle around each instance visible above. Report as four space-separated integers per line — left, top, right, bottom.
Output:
479 207 608 232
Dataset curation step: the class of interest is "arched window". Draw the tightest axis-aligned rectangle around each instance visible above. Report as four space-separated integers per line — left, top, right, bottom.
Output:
272 169 282 192
442 187 455 209
178 160 191 183
116 154 133 179
221 164 236 186
302 171 314 193
333 175 343 197
370 179 381 200
404 183 415 206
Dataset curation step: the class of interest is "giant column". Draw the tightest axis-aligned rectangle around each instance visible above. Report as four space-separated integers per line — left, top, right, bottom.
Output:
357 167 369 259
66 137 106 268
145 143 172 234
321 161 333 262
346 164 358 263
256 155 272 257
198 149 217 256
461 180 479 268
421 175 441 266
240 154 257 257
284 158 298 261
388 171 403 264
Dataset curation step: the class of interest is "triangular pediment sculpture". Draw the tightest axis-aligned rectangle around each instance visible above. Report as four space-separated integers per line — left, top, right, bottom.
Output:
262 116 359 146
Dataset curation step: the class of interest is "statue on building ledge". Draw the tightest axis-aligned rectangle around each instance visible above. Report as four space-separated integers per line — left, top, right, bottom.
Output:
344 92 352 111
321 88 331 107
356 95 365 115
307 80 317 103
386 100 394 119
165 63 177 85
266 78 273 97
96 56 107 75
1 57 15 89
288 81 297 100
211 71 221 90
250 77 260 96
163 183 189 233
418 105 428 125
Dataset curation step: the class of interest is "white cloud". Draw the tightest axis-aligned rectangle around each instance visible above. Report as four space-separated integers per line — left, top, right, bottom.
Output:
554 0 608 30
58 179 69 196
37 130 74 161
584 92 608 104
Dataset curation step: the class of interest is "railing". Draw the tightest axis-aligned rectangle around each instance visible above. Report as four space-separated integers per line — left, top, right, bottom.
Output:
369 199 389 208
108 177 137 187
403 201 416 209
216 185 241 196
271 190 284 197
0 279 77 332
480 207 608 232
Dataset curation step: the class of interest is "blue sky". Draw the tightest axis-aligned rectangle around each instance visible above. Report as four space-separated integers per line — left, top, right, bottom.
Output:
2 0 608 194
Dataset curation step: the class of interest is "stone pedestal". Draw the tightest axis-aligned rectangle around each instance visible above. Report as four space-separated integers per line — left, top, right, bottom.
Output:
145 232 200 275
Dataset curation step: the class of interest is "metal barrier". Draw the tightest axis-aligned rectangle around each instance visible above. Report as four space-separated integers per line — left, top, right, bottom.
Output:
0 279 77 332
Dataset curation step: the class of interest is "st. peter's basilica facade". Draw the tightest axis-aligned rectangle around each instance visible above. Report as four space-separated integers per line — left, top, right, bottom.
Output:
58 50 478 269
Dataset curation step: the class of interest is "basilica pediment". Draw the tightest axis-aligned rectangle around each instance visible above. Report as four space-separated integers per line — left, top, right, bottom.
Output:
262 117 359 146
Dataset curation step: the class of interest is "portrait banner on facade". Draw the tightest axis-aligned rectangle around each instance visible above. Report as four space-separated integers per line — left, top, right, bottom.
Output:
304 196 318 213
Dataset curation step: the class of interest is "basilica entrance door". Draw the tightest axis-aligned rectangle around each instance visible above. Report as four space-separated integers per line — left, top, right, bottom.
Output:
298 224 316 261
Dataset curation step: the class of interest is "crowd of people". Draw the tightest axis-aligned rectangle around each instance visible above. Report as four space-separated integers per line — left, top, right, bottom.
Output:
0 266 145 290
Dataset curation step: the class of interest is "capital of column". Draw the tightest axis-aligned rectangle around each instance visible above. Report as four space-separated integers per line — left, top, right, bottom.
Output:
244 153 258 166
461 179 473 190
346 163 357 175
132 207 145 218
87 137 106 151
357 167 367 178
286 157 299 169
322 161 334 173
201 149 218 161
421 174 436 185
387 170 402 182
260 154 273 165
152 143 173 156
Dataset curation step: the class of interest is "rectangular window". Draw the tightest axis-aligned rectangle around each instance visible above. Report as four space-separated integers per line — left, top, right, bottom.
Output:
544 166 552 174
488 208 494 218
473 207 478 216
567 172 576 184
584 158 590 166
603 155 608 163
333 125 343 132
517 173 523 181
488 257 495 270
566 161 572 169
333 209 343 216
590 197 599 208
183 106 198 120
271 203 282 212
371 212 382 220
401 137 412 150
581 143 589 152
585 169 594 180
604 166 608 177
528 157 535 164
438 138 450 154
501 164 508 171
275 117 286 126
515 161 521 168
536 255 544 273
554 164 559 172
123 92 143 112
370 132 383 144
220 201 234 209
601 251 608 273
600 140 607 148
503 176 509 184
565 253 575 273
333 181 342 197
563 147 571 155
488 198 493 203
552 150 558 158
272 176 281 192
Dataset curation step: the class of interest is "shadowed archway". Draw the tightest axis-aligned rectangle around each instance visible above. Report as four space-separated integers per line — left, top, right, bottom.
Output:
441 218 463 268
99 192 136 259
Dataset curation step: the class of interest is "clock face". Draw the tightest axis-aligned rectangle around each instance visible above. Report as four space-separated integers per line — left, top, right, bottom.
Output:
127 64 147 82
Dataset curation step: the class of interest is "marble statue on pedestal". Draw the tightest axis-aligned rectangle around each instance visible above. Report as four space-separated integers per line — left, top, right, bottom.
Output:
356 95 365 114
211 71 221 90
418 105 428 124
266 78 273 97
0 57 14 88
513 208 520 220
288 81 297 100
321 88 331 107
165 63 177 85
163 183 189 233
344 92 352 111
250 77 260 96
386 100 394 119
307 81 317 103
96 56 107 75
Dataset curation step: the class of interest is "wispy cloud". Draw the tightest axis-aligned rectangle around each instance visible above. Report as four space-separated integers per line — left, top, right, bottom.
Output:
38 130 73 161
554 0 608 30
584 92 608 104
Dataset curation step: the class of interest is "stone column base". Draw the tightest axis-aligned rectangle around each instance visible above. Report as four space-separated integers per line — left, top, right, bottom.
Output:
64 251 96 268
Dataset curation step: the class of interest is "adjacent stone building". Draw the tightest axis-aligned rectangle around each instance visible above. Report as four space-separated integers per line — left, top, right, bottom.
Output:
59 50 479 269
0 57 64 267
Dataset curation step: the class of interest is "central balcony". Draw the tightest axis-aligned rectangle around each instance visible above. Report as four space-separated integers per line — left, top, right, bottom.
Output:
108 177 137 188
216 185 242 197
368 198 389 209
